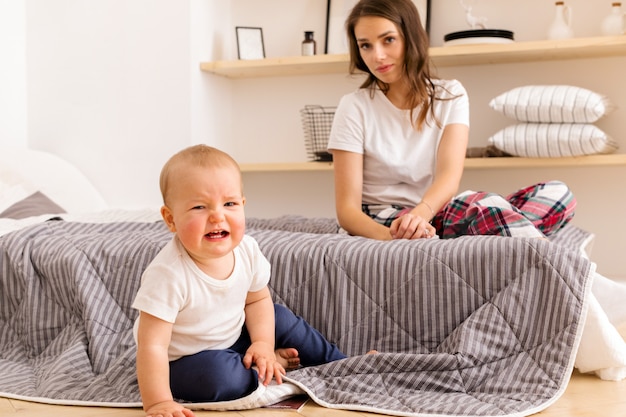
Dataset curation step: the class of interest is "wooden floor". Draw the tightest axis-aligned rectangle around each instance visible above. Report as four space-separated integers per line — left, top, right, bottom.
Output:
1 369 624 417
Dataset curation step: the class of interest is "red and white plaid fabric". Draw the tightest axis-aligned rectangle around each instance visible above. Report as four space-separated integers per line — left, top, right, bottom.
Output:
364 181 576 239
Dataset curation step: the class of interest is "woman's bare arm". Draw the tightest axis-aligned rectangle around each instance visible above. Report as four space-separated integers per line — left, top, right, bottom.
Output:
333 149 394 240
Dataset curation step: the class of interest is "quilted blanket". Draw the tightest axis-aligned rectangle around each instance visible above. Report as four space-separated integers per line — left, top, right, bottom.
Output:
0 218 593 416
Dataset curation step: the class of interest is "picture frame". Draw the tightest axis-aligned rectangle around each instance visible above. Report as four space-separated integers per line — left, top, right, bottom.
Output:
235 26 265 60
324 0 431 54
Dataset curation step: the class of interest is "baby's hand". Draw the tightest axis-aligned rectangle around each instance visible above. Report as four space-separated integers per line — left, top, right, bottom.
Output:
144 400 195 417
243 341 286 385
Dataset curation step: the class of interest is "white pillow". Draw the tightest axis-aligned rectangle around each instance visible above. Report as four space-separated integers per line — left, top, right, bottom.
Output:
0 184 32 213
487 123 619 158
489 85 613 123
0 146 108 213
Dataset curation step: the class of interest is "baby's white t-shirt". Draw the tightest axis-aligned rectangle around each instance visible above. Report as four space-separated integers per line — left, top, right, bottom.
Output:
132 234 270 361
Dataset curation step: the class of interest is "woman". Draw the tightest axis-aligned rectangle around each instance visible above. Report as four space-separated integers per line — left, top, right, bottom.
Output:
328 0 576 241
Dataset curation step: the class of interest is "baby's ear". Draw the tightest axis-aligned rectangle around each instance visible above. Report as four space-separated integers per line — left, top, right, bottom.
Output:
160 205 176 232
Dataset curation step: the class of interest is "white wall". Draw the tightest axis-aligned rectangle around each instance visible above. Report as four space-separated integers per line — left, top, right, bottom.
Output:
191 0 233 158
5 0 625 278
24 0 194 208
0 0 27 146
24 0 236 208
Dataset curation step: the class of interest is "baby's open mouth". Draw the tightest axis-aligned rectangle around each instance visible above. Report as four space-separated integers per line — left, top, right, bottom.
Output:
206 230 229 239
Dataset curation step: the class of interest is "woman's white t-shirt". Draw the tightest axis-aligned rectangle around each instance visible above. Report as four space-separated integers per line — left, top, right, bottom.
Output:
328 79 469 208
132 234 270 361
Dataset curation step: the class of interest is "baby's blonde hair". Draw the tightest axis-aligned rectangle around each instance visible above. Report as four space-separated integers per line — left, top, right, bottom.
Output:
159 144 242 205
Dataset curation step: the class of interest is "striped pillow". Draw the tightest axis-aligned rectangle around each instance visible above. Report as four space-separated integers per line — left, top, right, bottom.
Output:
489 85 612 123
487 123 618 158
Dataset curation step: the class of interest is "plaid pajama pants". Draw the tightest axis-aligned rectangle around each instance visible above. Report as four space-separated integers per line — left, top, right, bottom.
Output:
363 181 576 239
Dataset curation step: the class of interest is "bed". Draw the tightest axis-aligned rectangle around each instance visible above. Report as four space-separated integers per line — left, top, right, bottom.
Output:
1 147 625 417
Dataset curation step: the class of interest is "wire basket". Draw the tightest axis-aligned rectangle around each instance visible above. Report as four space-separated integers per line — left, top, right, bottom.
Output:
300 105 336 162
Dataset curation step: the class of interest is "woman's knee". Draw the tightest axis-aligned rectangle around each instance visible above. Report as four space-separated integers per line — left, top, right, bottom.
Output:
544 180 577 216
506 181 576 235
508 181 575 205
543 180 575 201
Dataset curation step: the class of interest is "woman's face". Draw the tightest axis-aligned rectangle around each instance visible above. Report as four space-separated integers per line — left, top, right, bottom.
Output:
354 16 405 86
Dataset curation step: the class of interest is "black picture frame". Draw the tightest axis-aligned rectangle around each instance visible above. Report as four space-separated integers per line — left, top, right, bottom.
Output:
235 26 265 60
324 0 431 54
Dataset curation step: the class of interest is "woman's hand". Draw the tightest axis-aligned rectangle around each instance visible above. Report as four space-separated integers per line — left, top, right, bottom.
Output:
389 213 436 239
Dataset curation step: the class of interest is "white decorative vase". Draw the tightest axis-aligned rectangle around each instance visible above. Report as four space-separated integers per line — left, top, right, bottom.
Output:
548 1 574 40
601 2 625 36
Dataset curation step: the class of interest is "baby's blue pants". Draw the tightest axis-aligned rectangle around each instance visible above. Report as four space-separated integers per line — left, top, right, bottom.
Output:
168 303 345 402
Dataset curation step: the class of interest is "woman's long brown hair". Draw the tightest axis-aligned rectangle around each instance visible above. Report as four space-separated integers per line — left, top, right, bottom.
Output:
345 0 441 130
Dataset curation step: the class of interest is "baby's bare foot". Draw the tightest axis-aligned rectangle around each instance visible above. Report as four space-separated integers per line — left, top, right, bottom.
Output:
276 348 300 370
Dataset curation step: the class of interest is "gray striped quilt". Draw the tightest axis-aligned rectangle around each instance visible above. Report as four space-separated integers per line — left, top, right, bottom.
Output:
0 218 593 416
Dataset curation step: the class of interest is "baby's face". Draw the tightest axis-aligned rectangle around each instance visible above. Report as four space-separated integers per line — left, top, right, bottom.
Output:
161 163 246 268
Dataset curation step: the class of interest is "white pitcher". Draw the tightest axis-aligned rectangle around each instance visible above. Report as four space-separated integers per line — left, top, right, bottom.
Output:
548 1 574 40
601 2 625 36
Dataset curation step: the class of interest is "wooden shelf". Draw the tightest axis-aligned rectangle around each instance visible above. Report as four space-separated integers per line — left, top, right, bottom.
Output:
240 162 333 172
201 54 349 78
201 35 626 79
463 154 626 169
240 154 626 173
432 34 626 67
209 35 626 174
